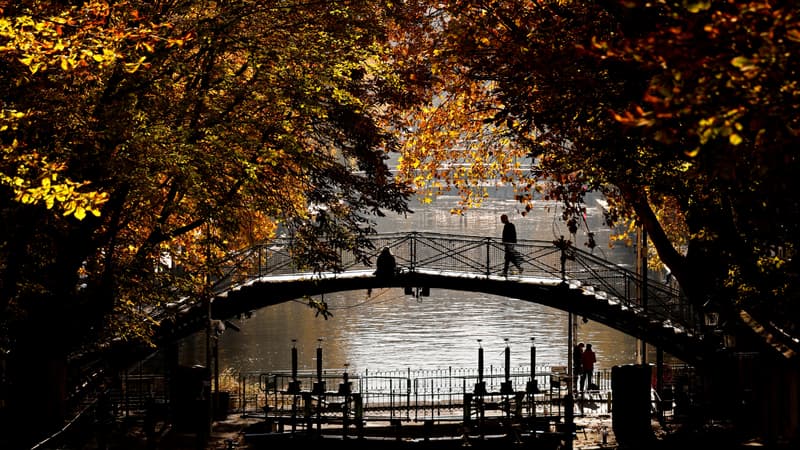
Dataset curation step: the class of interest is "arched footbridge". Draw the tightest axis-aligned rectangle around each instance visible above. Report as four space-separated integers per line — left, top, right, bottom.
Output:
161 231 719 366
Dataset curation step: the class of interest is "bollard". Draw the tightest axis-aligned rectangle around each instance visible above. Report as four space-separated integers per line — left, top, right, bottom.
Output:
463 393 473 425
391 418 402 441
611 364 653 446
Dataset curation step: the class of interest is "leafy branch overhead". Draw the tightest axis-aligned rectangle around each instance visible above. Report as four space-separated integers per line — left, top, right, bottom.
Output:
1 0 798 384
0 0 419 359
394 0 800 359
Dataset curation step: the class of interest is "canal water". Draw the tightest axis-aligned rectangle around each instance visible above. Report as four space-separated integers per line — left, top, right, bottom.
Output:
178 188 647 376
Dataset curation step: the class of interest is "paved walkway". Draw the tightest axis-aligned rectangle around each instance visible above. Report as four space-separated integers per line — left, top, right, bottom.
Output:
103 414 618 449
101 411 783 449
208 414 619 450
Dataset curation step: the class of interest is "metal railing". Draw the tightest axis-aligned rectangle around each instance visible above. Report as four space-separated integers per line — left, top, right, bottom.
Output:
235 365 613 422
208 232 700 338
227 364 698 426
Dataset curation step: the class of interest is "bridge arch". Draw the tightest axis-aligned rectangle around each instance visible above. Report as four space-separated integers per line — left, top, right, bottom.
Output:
164 269 716 367
156 232 722 368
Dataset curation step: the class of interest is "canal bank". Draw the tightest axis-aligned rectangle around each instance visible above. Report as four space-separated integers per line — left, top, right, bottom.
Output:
97 411 783 450
101 413 620 450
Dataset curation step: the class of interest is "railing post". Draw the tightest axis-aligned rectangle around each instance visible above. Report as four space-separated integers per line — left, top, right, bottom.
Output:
554 235 570 283
256 246 262 276
485 237 492 276
409 232 417 272
406 374 412 421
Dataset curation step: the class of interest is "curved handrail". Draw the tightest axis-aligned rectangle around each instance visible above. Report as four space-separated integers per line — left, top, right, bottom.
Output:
205 232 701 336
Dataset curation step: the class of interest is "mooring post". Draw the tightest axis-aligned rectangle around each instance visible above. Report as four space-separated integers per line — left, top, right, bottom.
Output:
478 341 484 383
505 339 511 382
290 340 299 432
292 341 298 381
475 340 486 439
341 364 350 439
527 337 538 418
353 393 364 439
314 339 324 434
501 338 514 419
564 393 575 450
316 343 323 385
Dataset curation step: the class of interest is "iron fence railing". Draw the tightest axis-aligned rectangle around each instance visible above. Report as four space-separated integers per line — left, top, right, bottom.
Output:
209 232 699 338
225 364 697 424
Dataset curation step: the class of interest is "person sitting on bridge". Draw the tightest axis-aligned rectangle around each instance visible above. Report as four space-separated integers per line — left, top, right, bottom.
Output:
374 246 397 279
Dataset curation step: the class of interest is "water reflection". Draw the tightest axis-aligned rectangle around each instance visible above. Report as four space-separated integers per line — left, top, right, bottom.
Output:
208 291 642 374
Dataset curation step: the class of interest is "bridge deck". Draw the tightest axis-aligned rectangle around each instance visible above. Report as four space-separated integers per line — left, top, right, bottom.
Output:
183 232 717 365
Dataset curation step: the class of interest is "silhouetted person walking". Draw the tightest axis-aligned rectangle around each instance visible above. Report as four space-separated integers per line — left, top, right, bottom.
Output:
501 214 523 276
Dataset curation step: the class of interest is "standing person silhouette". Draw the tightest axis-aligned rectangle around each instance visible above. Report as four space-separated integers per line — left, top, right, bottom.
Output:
580 343 597 392
573 342 584 392
500 214 523 276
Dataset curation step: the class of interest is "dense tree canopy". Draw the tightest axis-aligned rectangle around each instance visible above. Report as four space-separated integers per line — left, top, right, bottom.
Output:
0 0 427 441
397 0 800 359
3 0 800 442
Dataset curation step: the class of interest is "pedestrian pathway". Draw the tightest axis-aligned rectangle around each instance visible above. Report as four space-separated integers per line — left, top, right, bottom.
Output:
96 411 786 450
208 414 619 450
101 414 618 449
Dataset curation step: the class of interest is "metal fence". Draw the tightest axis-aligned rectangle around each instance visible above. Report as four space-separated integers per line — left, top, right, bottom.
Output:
223 364 696 426
208 232 700 340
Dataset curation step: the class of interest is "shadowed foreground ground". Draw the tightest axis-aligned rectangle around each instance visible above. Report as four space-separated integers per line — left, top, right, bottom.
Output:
94 413 786 450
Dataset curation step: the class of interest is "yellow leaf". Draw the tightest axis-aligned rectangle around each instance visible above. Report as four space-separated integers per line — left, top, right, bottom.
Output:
729 134 742 145
685 1 711 13
74 206 87 220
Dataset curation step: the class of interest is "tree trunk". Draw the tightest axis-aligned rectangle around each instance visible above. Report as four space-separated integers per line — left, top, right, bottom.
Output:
7 349 68 449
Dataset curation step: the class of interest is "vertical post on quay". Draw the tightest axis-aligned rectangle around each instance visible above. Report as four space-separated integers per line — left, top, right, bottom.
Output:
202 222 213 446
315 338 324 433
529 337 537 418
638 224 648 364
568 313 574 399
